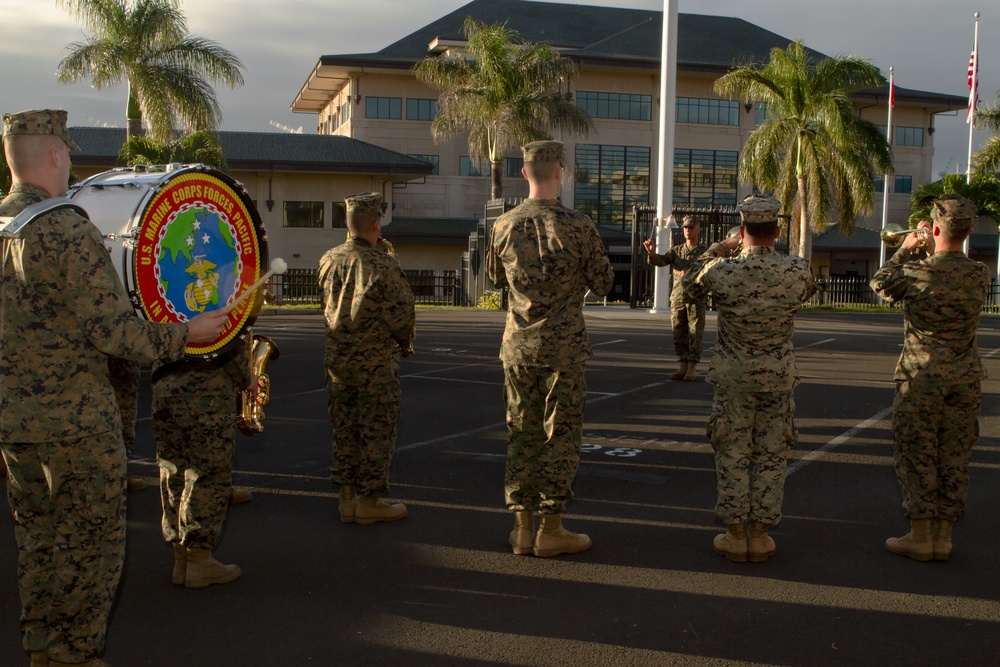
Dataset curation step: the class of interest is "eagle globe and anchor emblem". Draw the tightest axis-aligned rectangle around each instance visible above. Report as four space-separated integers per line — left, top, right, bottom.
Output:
155 203 241 316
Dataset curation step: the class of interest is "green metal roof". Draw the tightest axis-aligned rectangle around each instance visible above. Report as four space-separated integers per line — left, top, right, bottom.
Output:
314 0 964 108
68 127 434 175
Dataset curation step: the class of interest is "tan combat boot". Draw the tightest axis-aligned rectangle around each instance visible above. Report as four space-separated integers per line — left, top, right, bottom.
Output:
355 496 407 525
670 361 689 381
748 522 776 562
184 548 241 588
683 362 699 382
533 514 591 558
339 485 356 524
229 487 252 505
171 542 187 586
509 510 535 556
933 519 953 562
885 519 933 562
713 523 748 562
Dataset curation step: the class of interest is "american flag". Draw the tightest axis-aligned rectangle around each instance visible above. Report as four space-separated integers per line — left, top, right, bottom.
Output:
967 49 978 126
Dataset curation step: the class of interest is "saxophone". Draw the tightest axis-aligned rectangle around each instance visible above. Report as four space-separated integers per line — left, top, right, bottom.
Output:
237 332 280 436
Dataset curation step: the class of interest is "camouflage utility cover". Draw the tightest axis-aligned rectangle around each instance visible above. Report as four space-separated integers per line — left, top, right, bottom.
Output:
521 140 563 163
486 198 614 367
2 107 80 150
318 237 415 386
738 194 781 224
870 247 990 383
345 192 383 216
930 193 978 229
0 183 188 442
683 245 817 391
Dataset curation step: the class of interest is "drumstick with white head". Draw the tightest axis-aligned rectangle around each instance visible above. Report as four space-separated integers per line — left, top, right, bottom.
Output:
219 258 288 315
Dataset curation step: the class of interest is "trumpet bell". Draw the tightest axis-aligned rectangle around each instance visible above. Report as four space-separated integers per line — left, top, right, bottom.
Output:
880 223 925 248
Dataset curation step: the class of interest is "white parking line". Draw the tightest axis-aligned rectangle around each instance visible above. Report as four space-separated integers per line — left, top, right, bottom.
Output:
786 406 893 477
798 338 836 349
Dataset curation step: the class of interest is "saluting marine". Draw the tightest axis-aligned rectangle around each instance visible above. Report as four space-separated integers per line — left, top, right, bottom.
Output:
870 194 991 562
683 194 817 564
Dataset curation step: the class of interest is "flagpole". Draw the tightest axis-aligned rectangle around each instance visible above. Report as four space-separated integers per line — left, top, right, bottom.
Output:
880 67 894 270
966 12 980 183
650 0 678 314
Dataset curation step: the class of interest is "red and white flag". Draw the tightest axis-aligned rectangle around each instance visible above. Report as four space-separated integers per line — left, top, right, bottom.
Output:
967 49 979 125
889 78 895 109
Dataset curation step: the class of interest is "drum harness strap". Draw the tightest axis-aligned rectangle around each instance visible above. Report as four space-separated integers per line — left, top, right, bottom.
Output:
0 197 89 238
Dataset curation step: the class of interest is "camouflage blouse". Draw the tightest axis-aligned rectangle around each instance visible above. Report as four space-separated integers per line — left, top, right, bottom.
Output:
648 241 708 303
683 244 817 392
486 198 614 368
0 182 187 442
870 248 991 384
318 237 415 386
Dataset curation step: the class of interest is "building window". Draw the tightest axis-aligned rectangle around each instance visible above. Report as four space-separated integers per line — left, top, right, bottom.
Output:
342 101 351 123
874 175 912 194
576 91 652 121
365 97 401 119
503 157 524 178
676 97 740 126
283 201 324 228
673 149 738 205
895 126 924 147
574 144 651 230
460 156 489 177
406 98 438 121
754 102 769 126
407 154 439 175
331 202 346 229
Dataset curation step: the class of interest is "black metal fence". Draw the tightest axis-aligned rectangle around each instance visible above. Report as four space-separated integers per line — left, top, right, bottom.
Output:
265 268 463 307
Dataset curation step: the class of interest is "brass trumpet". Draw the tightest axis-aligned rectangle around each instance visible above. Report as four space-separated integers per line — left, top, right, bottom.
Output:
880 223 928 249
377 236 395 256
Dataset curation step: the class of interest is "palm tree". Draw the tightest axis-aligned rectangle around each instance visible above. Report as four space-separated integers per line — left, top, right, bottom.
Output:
908 172 1000 228
713 41 894 260
117 131 228 171
413 17 593 200
56 0 244 142
973 94 1000 176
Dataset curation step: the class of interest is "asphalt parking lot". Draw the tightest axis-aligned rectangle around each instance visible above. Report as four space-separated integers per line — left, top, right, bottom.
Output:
2 306 999 666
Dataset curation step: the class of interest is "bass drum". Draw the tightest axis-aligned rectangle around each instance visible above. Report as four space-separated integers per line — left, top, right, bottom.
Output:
68 164 269 358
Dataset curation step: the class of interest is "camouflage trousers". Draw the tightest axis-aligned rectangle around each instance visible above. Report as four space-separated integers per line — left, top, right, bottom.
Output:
707 388 797 525
503 364 586 515
0 431 126 663
670 298 705 363
892 380 981 522
153 393 236 549
108 358 140 453
328 379 401 497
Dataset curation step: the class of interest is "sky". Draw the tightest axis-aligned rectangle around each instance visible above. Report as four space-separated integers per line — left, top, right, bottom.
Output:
0 0 995 177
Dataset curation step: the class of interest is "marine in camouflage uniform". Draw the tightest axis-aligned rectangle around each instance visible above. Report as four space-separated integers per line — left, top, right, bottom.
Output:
486 140 615 558
319 192 415 525
870 194 990 562
152 340 250 587
683 194 817 563
0 109 190 665
644 215 708 380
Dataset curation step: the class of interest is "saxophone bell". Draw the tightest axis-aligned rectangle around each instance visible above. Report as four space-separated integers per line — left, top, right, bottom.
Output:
238 333 280 437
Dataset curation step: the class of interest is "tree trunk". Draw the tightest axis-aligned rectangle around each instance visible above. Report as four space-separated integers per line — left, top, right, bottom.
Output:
490 160 503 200
126 84 142 142
796 176 812 262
